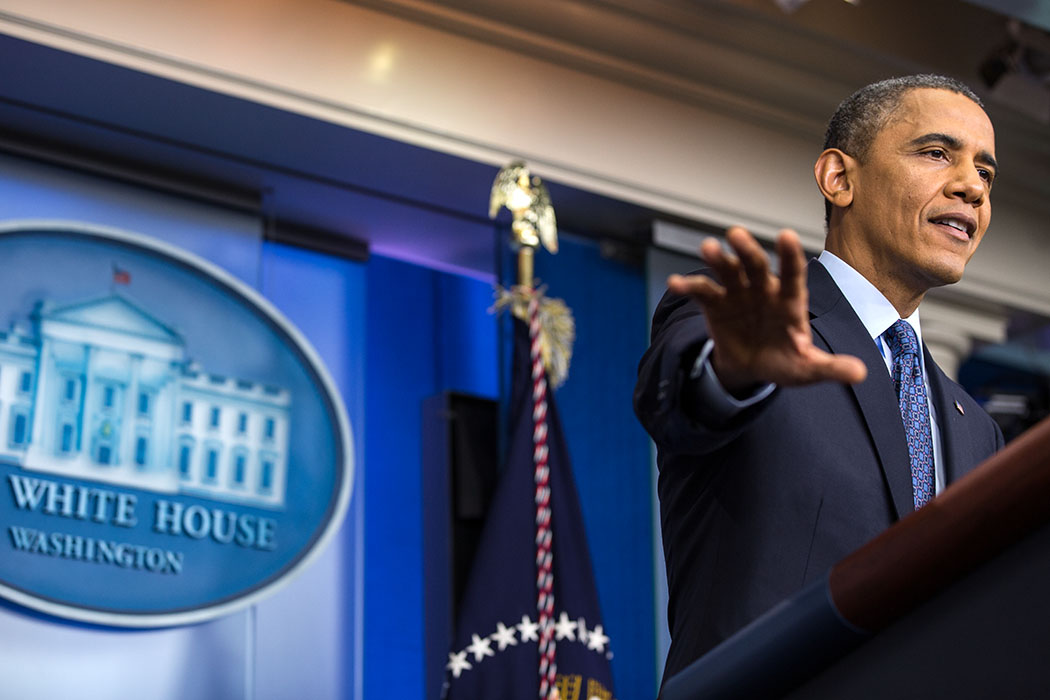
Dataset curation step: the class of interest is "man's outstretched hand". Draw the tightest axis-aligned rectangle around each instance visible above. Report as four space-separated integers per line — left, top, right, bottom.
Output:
668 226 867 397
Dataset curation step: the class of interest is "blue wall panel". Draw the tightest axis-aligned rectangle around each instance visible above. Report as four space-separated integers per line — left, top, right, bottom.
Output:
259 242 367 700
364 255 499 700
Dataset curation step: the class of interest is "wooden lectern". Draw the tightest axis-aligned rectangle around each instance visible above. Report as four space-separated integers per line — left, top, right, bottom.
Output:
661 415 1050 699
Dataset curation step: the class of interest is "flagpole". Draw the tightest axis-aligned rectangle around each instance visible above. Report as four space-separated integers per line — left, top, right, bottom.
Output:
491 161 561 700
522 246 558 700
518 245 534 290
448 161 609 698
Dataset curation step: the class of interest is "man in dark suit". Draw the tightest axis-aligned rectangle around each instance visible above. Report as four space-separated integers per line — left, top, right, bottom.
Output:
634 75 1004 683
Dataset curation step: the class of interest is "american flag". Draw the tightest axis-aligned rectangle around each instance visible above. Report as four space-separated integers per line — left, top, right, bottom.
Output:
444 317 616 700
112 264 131 285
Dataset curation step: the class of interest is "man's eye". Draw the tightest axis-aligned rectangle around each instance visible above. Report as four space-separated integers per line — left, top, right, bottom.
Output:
926 149 946 159
978 168 994 184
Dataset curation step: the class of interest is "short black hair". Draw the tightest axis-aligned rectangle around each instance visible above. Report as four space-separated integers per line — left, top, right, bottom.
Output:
822 74 984 225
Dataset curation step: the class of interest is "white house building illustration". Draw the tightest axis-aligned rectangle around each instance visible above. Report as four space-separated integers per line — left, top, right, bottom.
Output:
0 295 289 509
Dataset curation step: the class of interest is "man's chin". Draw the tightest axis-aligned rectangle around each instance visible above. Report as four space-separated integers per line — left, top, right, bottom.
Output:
922 254 973 288
924 267 965 289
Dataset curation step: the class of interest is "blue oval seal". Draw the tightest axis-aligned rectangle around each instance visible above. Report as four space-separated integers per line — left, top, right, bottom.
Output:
0 222 353 626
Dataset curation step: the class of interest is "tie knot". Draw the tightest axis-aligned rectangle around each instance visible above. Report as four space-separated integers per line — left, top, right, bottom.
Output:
886 319 920 358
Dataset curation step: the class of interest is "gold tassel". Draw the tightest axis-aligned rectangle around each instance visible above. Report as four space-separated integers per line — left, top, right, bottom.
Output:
491 284 575 389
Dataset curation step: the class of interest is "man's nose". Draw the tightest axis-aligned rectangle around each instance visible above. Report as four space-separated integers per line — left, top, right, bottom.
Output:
948 164 987 205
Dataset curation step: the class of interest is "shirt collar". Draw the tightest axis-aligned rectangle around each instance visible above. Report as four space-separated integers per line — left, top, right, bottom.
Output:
816 250 923 345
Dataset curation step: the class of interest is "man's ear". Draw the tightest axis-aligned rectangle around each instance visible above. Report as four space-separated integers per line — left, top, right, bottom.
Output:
814 148 855 210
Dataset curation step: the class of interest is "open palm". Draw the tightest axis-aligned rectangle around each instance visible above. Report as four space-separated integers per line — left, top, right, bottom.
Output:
669 227 866 396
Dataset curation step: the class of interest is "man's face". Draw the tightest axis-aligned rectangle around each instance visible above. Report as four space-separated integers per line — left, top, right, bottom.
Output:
842 88 996 299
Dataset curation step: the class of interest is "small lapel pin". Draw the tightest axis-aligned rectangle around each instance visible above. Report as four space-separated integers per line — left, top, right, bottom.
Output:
954 400 965 415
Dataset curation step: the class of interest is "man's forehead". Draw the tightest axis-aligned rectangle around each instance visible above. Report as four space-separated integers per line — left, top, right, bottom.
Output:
882 88 995 147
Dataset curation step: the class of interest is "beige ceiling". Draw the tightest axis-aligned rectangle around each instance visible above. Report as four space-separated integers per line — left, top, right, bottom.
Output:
348 0 1050 202
347 0 1041 117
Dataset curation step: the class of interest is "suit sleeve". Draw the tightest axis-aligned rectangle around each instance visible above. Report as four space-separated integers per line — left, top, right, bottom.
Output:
634 285 777 458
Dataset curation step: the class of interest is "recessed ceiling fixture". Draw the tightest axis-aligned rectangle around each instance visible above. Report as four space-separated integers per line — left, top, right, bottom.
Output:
772 0 858 12
979 19 1050 122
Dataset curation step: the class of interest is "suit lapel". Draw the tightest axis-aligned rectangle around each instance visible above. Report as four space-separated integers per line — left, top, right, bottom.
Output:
924 348 965 485
807 262 915 519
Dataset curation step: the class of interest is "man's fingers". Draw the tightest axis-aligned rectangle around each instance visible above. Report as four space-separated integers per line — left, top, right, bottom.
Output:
808 351 867 385
726 227 771 292
668 273 726 304
776 229 807 302
678 225 865 390
700 237 748 293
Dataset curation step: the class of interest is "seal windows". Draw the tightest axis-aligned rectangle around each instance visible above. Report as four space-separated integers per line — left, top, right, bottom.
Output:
231 449 248 487
18 370 32 395
178 439 195 480
204 445 221 483
59 422 75 454
137 391 152 417
9 408 29 448
135 434 149 467
61 376 79 404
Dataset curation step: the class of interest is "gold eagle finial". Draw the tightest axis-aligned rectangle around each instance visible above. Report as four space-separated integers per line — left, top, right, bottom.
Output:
488 160 573 388
488 160 558 255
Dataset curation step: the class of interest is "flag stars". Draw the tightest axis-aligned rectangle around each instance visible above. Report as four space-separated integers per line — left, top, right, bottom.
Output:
466 633 495 662
449 612 612 681
490 622 519 650
554 611 578 641
446 650 472 679
587 624 610 653
517 614 540 642
576 617 589 645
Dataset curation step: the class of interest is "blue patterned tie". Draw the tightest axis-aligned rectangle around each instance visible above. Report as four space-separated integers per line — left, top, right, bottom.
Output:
885 320 935 509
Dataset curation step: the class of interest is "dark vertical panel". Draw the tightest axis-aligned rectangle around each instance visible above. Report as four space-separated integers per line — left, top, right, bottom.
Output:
422 392 499 700
421 393 454 700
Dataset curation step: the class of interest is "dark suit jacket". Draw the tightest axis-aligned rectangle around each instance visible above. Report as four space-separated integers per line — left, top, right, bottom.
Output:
634 261 1003 682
